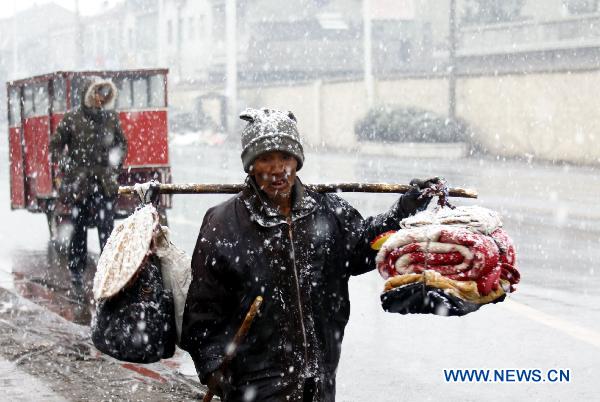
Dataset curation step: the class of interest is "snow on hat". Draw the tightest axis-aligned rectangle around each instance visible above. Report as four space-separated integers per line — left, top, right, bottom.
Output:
240 108 304 173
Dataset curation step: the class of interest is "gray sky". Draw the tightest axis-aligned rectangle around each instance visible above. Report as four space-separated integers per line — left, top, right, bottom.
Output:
0 0 120 19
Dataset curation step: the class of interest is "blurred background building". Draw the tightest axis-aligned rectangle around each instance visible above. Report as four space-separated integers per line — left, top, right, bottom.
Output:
3 0 599 85
2 0 600 164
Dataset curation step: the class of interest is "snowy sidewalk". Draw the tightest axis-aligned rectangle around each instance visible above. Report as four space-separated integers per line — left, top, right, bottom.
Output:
0 359 67 402
0 286 204 401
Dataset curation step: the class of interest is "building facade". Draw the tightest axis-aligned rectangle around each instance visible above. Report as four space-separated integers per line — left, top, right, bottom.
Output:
2 0 600 120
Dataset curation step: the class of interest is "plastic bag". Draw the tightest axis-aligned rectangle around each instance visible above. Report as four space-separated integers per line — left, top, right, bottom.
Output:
91 255 176 363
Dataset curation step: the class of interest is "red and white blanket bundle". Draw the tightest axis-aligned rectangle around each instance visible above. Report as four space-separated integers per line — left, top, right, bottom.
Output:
374 206 520 304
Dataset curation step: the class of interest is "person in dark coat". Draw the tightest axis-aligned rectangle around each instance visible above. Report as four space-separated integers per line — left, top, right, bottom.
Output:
50 77 128 290
180 108 438 402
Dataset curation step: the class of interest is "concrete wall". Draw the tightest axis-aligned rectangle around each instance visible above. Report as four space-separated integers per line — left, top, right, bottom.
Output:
238 77 449 151
172 68 600 165
458 70 600 164
376 77 448 115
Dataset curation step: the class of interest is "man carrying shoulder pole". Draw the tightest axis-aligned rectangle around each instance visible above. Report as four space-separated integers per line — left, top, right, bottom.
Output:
180 108 440 401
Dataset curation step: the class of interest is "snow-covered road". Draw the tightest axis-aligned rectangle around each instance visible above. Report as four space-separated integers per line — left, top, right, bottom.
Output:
166 143 600 401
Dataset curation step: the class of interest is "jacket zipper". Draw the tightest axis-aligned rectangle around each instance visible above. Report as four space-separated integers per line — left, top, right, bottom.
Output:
287 218 309 367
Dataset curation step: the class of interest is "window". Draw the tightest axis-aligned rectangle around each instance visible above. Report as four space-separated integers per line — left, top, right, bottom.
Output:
167 20 173 44
179 18 185 44
149 75 166 108
212 4 225 41
34 83 49 115
196 14 206 39
115 77 133 109
8 87 21 126
133 76 148 109
70 77 84 110
23 82 50 117
189 17 195 39
23 86 34 118
565 0 599 14
52 77 67 113
198 14 206 38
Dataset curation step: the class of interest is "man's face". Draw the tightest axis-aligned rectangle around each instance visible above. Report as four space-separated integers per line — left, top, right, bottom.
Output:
92 86 110 108
251 151 298 201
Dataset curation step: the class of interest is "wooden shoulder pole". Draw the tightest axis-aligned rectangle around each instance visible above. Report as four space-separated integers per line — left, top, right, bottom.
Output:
120 183 478 199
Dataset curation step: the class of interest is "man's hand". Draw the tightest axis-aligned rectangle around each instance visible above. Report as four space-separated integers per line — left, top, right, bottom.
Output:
409 177 441 190
205 369 225 397
400 177 442 214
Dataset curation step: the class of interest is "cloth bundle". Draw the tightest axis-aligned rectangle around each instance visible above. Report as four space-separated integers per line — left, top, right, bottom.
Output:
375 206 520 316
399 205 503 235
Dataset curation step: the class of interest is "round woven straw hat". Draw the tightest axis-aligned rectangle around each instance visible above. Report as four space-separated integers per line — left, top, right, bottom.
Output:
93 205 159 300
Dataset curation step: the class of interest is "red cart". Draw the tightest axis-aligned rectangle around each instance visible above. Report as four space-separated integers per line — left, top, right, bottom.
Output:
7 69 172 245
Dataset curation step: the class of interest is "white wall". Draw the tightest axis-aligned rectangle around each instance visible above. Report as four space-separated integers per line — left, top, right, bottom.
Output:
172 68 600 165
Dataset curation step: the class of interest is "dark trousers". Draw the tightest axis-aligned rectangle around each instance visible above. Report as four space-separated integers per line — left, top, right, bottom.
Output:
222 376 325 402
303 377 317 402
68 191 115 280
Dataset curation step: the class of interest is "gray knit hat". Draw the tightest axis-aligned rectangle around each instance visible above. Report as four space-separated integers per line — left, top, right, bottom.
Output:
240 108 304 173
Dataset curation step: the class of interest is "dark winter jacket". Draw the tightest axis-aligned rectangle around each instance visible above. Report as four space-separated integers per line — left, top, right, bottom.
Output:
50 78 127 203
181 177 419 402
